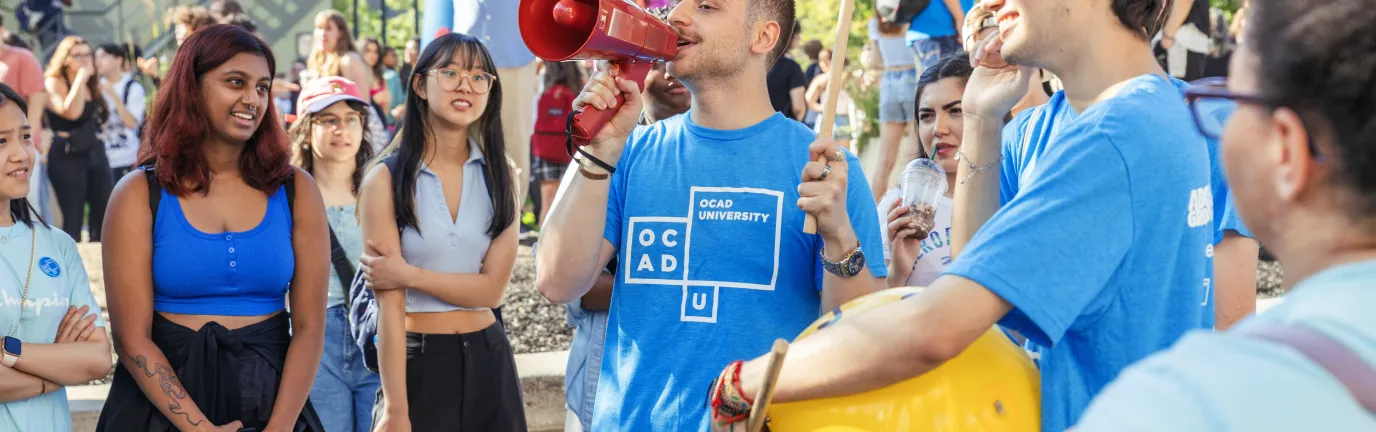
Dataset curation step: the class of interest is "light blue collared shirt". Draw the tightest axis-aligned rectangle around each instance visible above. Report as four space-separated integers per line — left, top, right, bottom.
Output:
1076 258 1376 431
401 138 494 312
563 288 608 431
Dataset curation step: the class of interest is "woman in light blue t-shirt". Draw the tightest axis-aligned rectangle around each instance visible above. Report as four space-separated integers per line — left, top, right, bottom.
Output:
0 82 113 432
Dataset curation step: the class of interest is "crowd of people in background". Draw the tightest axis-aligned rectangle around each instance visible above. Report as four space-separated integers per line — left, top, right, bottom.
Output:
2 0 1373 432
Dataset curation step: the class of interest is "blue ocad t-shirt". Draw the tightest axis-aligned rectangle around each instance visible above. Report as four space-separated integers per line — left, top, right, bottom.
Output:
947 74 1216 432
593 112 887 431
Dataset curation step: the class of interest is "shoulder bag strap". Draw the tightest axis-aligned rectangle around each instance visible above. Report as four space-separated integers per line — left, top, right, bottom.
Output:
284 172 296 216
1242 324 1376 413
328 227 355 310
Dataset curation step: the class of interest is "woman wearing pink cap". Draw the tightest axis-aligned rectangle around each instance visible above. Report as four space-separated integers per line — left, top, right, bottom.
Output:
289 76 381 432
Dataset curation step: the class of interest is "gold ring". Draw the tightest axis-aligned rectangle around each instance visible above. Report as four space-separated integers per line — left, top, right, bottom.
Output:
829 148 846 163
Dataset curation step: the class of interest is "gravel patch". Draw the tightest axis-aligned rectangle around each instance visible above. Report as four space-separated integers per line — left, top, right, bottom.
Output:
503 246 574 354
1257 260 1284 298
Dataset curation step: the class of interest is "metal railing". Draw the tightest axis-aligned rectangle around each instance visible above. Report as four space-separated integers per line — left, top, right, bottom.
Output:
31 2 128 62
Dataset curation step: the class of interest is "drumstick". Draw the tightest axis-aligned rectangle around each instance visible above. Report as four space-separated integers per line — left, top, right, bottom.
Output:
746 339 789 432
804 0 857 234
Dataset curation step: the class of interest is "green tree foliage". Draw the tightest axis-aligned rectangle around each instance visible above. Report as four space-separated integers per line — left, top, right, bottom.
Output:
795 0 875 62
331 0 422 51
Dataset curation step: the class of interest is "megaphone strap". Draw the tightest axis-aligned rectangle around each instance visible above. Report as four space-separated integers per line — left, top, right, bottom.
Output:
578 148 617 175
564 110 617 175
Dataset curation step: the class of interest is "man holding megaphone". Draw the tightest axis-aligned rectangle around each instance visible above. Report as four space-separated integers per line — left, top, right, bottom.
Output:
533 1 888 431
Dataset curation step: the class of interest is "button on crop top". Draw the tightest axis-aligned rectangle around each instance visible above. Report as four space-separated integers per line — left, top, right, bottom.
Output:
151 186 294 316
396 138 494 313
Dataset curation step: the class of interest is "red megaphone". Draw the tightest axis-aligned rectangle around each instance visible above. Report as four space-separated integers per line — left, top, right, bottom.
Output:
519 0 677 147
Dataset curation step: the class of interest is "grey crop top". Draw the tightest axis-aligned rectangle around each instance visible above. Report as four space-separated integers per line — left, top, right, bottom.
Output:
400 138 494 313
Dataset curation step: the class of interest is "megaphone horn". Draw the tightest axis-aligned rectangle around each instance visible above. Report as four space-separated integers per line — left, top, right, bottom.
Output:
520 0 678 147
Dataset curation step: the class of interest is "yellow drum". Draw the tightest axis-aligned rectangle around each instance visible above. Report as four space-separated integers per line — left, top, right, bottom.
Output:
766 287 1041 432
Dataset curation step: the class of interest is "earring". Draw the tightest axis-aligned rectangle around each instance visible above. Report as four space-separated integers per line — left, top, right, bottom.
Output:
302 144 310 150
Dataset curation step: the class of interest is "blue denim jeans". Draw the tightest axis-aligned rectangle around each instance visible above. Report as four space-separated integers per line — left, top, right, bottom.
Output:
911 35 964 72
309 306 381 432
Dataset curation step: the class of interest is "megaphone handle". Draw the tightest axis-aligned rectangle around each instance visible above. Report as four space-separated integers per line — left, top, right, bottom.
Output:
568 59 656 146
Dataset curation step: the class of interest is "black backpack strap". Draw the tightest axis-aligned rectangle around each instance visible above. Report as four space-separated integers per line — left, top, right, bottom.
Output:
284 171 296 217
328 227 355 310
121 79 135 107
143 166 161 224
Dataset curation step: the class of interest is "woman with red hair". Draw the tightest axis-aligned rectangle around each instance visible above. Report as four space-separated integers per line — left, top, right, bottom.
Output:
96 24 328 432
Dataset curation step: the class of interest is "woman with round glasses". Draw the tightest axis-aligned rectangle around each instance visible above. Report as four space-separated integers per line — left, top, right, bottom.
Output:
1077 0 1376 429
289 76 380 432
357 33 525 431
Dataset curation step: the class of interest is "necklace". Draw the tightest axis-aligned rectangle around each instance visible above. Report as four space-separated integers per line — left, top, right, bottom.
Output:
1 227 36 337
0 223 16 244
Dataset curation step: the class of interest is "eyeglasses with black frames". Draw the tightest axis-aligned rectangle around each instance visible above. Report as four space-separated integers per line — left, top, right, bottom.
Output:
1184 77 1320 158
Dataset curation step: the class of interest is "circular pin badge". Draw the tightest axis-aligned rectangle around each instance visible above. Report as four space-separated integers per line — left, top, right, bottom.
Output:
39 257 61 277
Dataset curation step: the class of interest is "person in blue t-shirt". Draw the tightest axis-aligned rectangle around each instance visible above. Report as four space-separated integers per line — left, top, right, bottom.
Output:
1078 1 1376 427
713 0 1233 430
908 0 976 70
550 60 692 432
533 1 889 430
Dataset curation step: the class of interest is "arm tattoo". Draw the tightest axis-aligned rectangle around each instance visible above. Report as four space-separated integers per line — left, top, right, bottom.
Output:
133 355 203 426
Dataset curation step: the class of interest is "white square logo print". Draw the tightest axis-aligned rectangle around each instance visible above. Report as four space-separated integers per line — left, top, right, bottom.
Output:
681 286 719 323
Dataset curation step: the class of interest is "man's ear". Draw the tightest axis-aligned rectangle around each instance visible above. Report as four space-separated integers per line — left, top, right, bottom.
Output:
752 20 782 58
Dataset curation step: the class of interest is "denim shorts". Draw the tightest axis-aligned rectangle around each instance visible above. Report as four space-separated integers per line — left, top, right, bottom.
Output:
879 68 919 123
912 35 964 72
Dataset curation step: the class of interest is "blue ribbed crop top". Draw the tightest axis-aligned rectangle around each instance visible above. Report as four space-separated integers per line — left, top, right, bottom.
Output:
151 186 294 316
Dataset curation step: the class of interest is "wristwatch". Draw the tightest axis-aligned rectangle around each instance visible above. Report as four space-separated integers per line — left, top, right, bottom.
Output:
1 336 21 367
820 241 866 278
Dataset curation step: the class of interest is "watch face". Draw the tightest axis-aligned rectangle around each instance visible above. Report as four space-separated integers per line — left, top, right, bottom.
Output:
3 336 19 355
847 250 866 276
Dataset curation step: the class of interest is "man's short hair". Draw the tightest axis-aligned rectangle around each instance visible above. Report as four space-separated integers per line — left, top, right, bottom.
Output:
749 0 797 67
803 39 823 60
98 43 129 61
1111 0 1174 40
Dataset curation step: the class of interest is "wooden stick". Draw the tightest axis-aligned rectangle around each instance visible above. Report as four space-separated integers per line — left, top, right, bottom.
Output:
804 0 858 234
746 339 790 432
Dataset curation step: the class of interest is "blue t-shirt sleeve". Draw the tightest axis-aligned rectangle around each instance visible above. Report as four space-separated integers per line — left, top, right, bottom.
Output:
57 228 105 328
813 151 890 289
1000 108 1038 204
1203 101 1252 242
944 127 1133 347
1218 195 1251 240
1210 165 1252 242
604 130 649 249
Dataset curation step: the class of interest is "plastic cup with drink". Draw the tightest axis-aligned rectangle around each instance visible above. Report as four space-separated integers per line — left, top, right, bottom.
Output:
898 158 948 240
